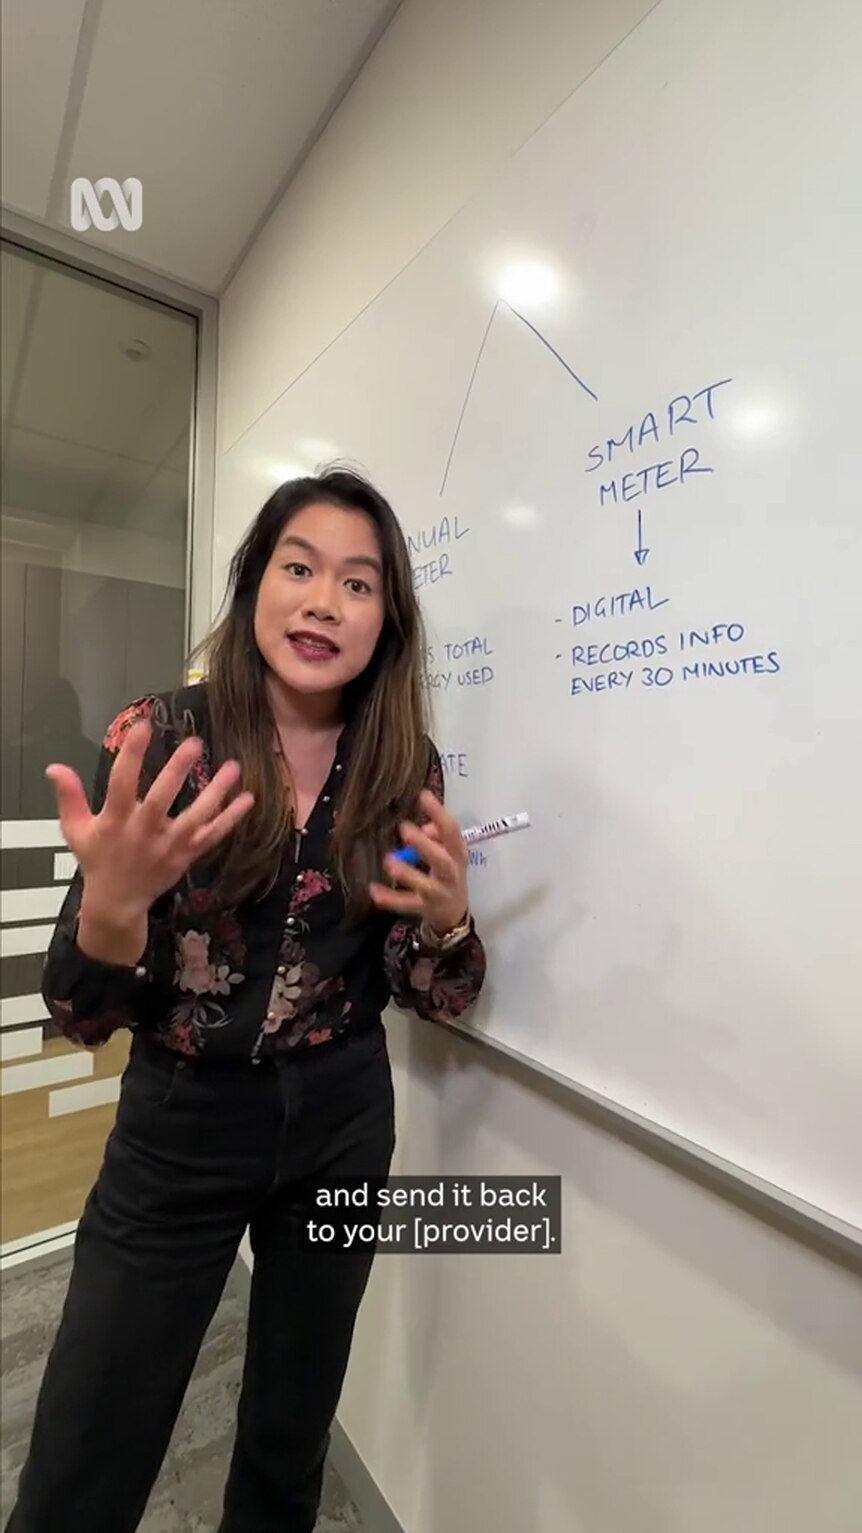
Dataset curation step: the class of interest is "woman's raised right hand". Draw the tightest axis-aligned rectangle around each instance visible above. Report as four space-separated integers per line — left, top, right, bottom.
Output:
46 721 253 959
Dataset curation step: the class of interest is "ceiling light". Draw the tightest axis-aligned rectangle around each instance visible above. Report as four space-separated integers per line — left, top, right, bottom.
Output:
119 338 151 362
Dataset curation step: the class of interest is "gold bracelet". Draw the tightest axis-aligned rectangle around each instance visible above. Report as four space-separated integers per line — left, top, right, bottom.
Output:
414 911 473 953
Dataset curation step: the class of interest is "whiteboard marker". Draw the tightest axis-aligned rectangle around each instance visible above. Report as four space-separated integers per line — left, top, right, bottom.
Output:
391 811 531 866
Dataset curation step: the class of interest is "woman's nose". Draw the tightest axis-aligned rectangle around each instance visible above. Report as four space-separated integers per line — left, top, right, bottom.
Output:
303 577 341 621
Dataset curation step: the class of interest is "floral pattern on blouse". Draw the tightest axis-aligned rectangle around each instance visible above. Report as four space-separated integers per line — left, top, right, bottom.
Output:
40 683 487 1059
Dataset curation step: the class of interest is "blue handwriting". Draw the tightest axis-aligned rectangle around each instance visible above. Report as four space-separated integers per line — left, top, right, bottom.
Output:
571 587 669 627
586 377 732 511
410 516 470 590
585 378 732 473
678 623 744 649
573 634 668 666
683 653 780 680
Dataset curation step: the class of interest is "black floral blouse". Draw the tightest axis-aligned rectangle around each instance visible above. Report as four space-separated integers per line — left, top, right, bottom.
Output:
42 685 487 1060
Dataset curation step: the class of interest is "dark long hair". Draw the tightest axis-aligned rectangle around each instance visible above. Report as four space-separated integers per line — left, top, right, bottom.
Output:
191 468 432 907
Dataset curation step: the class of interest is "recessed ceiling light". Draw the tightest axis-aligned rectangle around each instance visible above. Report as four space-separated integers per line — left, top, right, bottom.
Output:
120 338 151 362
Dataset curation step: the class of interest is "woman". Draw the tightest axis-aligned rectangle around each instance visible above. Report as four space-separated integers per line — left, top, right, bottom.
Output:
7 469 486 1533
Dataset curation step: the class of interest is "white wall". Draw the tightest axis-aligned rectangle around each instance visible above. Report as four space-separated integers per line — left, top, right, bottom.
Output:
216 2 862 1529
217 0 656 456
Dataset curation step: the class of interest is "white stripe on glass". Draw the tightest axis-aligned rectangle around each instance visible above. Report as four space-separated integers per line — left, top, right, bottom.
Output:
49 1075 122 1118
0 925 55 959
0 820 65 850
1 1054 93 1096
0 1027 44 1063
1 887 65 924
0 994 48 1030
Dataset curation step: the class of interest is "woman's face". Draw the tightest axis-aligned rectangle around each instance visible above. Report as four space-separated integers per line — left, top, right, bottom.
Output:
253 501 386 699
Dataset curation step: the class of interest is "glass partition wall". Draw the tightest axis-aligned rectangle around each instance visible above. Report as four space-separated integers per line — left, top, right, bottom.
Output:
0 239 196 1249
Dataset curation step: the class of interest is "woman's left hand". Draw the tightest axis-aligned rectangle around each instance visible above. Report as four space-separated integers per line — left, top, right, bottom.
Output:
369 790 469 936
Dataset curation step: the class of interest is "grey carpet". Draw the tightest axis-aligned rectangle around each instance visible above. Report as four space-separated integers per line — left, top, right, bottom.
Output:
0 1249 364 1532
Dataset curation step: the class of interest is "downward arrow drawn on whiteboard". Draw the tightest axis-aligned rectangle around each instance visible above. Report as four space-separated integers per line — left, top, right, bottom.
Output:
634 507 650 565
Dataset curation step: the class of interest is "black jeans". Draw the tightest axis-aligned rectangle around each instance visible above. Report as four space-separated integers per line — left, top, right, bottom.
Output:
6 1022 396 1533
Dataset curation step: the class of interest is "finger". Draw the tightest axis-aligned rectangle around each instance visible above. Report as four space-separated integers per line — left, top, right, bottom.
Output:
368 882 424 916
173 759 243 836
45 765 91 847
138 737 205 821
396 822 456 881
417 789 465 858
102 723 152 819
188 791 255 857
405 818 442 845
383 853 444 897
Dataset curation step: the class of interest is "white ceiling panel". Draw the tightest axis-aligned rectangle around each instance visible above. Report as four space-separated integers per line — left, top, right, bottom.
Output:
10 262 195 458
84 453 188 534
4 425 142 523
3 426 188 535
0 0 88 218
2 0 401 292
1 0 401 550
1 245 194 539
0 243 36 417
114 460 189 537
164 429 191 473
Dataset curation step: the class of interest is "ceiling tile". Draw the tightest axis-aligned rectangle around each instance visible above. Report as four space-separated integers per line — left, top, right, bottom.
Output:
11 261 196 460
11 0 400 290
3 423 184 536
0 0 88 219
0 245 36 419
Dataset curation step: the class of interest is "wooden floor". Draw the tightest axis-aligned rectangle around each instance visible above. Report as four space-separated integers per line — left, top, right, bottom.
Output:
0 1033 129 1245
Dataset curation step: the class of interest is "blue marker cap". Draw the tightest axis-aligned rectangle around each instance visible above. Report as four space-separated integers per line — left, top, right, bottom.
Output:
390 846 422 867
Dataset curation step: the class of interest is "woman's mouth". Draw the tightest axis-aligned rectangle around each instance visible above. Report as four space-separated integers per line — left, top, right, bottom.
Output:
287 630 341 662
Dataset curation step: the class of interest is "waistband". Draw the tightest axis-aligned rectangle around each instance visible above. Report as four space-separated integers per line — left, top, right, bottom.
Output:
130 1015 384 1075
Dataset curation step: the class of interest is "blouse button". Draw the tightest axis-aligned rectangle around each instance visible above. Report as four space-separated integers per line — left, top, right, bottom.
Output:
322 795 330 804
267 1012 276 1022
286 916 296 928
277 965 286 976
335 763 342 772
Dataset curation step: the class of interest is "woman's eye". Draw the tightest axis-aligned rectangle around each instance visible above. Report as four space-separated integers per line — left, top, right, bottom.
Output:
346 578 372 595
284 561 310 577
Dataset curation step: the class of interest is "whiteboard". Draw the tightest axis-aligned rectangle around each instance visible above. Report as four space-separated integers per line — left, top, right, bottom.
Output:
215 0 862 1234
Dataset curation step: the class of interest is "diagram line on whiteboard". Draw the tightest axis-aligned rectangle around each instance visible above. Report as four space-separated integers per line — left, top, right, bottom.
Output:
439 302 501 496
506 305 599 401
440 301 598 495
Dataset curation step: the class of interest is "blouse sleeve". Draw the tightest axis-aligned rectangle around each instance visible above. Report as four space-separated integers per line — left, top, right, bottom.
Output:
383 744 487 1024
41 699 173 1049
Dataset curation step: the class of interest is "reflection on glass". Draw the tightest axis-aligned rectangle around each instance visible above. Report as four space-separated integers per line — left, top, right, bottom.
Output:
0 240 196 1246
